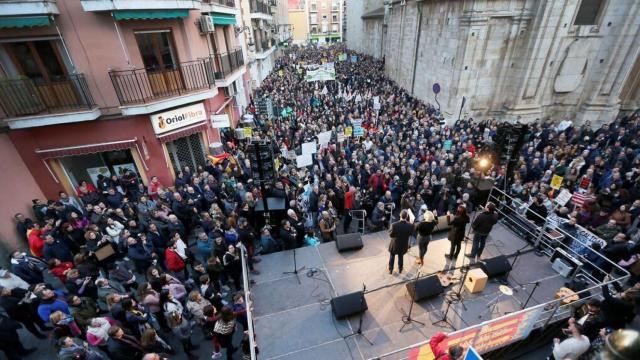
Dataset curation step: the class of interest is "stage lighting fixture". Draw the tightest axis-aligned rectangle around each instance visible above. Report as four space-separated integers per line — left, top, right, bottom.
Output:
479 157 490 169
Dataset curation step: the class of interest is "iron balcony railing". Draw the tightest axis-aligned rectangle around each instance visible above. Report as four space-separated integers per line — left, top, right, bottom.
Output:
202 0 235 7
0 73 95 118
250 0 270 15
208 49 244 80
259 39 272 53
109 60 213 106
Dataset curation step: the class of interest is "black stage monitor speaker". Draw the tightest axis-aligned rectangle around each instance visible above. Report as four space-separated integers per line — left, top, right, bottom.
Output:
335 233 363 252
479 255 512 278
406 274 444 302
331 291 368 319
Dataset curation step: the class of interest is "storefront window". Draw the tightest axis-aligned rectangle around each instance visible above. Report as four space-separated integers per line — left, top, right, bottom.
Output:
59 150 140 188
165 133 206 173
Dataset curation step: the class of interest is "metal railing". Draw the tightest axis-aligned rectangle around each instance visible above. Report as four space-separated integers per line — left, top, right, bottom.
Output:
0 74 95 118
250 0 270 15
258 39 272 53
208 49 244 80
239 243 257 359
202 0 235 6
109 60 212 105
371 186 630 359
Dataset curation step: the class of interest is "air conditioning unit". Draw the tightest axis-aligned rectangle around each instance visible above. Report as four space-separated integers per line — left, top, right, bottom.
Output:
200 15 214 33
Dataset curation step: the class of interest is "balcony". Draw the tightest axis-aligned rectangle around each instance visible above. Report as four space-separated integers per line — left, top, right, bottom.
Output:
255 39 275 60
201 0 238 15
80 0 201 12
109 60 217 116
249 0 272 20
0 74 101 129
0 0 59 16
208 49 244 86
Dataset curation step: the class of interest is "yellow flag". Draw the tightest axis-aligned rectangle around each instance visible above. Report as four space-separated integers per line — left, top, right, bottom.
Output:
243 127 253 138
344 127 352 137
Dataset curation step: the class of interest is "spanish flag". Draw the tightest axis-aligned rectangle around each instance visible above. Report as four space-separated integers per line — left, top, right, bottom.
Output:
207 153 231 165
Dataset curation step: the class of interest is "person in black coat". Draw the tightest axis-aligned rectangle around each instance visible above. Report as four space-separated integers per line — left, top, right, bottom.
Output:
9 251 45 284
415 210 437 266
468 202 498 259
106 325 144 360
0 314 36 360
279 220 298 250
446 205 470 260
0 287 48 338
388 210 415 274
43 234 74 262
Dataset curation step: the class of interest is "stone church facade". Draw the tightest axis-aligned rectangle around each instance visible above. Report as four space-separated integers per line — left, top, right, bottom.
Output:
346 0 640 126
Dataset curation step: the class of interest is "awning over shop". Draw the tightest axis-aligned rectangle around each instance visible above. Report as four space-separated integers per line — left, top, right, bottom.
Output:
157 121 208 143
0 16 51 28
35 139 138 159
211 12 237 25
112 9 189 21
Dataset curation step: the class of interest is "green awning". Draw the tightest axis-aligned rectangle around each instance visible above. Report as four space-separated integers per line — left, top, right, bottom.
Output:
0 16 51 28
112 10 189 21
211 13 236 25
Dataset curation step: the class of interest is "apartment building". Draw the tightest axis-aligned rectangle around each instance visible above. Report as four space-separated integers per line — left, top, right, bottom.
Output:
239 0 281 88
0 0 251 198
308 0 342 43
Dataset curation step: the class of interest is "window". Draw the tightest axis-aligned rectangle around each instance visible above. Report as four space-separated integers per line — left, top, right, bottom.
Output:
321 1 326 9
332 0 338 10
322 15 327 19
332 14 338 22
310 2 316 11
574 0 604 26
310 13 317 24
311 26 317 33
135 31 178 71
331 24 338 32
3 40 69 82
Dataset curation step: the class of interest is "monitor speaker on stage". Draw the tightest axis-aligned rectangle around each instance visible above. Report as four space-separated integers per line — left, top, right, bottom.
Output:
405 274 444 302
335 233 363 252
331 291 368 319
479 255 512 278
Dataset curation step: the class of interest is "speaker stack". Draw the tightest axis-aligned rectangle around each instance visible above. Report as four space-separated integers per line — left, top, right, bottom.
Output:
335 233 364 252
479 255 513 278
405 275 444 302
330 291 368 319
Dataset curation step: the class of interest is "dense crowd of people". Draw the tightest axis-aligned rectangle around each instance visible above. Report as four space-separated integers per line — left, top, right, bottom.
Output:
3 43 640 359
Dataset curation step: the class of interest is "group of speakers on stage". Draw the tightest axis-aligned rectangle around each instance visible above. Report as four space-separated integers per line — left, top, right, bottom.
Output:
387 203 498 274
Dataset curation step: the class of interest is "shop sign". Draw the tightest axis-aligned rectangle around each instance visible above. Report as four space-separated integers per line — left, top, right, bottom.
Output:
151 103 207 135
211 114 231 128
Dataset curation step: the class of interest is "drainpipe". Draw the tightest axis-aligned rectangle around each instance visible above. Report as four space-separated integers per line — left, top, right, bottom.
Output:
410 4 423 95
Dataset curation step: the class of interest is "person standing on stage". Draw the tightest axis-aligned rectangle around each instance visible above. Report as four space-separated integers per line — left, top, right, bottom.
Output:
468 202 498 260
388 210 414 274
446 205 469 260
415 210 437 266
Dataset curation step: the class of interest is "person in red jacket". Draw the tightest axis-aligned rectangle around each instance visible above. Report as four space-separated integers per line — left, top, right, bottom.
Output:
47 258 74 283
28 224 46 258
429 332 465 360
165 240 186 274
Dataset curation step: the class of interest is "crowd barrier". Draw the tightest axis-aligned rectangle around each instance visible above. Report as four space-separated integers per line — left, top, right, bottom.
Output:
239 244 258 359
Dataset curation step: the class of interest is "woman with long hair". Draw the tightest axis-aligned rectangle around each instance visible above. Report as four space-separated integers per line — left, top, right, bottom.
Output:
140 327 173 356
446 205 470 260
159 289 183 319
167 311 197 359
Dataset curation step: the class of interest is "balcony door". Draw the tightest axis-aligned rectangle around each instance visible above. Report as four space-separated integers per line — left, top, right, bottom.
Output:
1 40 77 112
135 30 183 96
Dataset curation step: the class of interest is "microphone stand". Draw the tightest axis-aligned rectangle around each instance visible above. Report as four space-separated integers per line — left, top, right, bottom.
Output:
399 269 425 332
521 280 541 309
343 283 374 345
283 245 305 285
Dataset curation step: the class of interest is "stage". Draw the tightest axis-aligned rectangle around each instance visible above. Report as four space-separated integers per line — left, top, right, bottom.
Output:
250 222 571 360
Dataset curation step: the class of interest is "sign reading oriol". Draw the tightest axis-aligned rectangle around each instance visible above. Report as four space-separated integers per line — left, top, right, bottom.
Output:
151 103 207 135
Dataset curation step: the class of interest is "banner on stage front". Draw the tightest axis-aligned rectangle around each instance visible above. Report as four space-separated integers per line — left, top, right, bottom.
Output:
301 141 317 154
296 154 313 168
550 175 563 190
